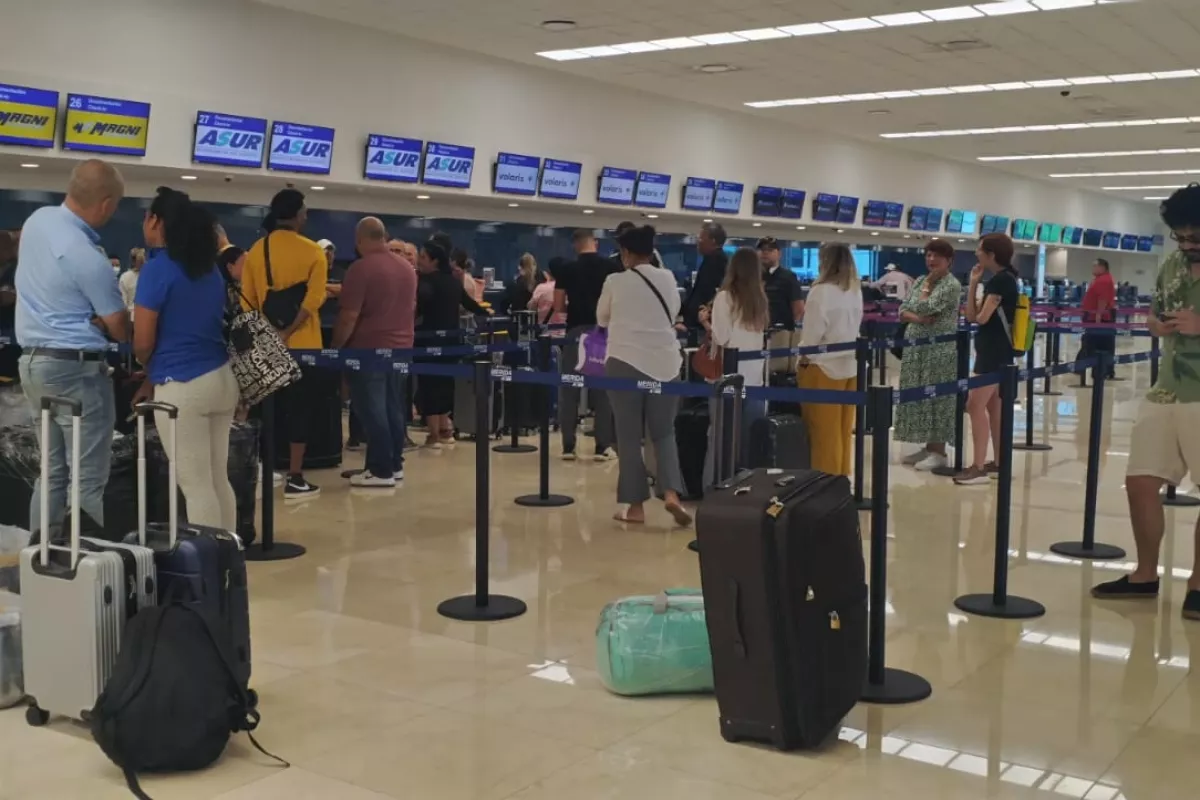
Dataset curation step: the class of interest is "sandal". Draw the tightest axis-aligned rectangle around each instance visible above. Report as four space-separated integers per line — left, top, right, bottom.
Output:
664 501 693 528
613 505 645 525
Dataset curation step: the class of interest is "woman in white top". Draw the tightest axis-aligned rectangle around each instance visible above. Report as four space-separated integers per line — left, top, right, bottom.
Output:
699 247 768 488
119 247 146 317
597 225 691 527
798 243 864 476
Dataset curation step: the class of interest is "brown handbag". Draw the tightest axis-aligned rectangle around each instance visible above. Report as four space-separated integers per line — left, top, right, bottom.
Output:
691 336 724 380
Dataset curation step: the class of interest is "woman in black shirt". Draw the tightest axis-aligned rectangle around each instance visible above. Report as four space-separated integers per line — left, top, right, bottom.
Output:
415 241 488 448
955 233 1019 486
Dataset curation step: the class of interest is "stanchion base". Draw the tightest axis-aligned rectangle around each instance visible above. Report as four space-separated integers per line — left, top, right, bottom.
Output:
1163 492 1200 507
1035 391 1064 397
493 444 537 454
861 668 933 706
245 542 306 562
687 539 700 553
437 594 527 622
1013 443 1053 452
930 465 960 477
1108 376 1126 382
514 493 575 507
954 593 1045 619
1050 541 1127 560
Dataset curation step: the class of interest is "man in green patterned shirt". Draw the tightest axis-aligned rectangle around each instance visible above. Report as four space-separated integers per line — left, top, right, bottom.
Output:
1094 184 1200 619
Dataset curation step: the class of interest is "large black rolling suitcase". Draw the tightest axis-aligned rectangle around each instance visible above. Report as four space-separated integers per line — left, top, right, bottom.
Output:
696 468 867 750
674 404 709 501
747 414 811 470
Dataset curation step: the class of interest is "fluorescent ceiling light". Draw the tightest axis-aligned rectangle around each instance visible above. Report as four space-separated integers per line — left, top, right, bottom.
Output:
948 84 993 93
691 32 746 45
733 28 790 40
575 45 625 57
1066 75 1111 84
1027 78 1072 87
1144 196 1168 201
536 49 589 61
777 23 834 36
880 90 921 98
975 1 1038 15
922 6 985 21
1102 185 1185 191
649 37 704 49
1050 169 1200 177
1033 0 1096 9
843 92 885 101
913 87 956 96
825 17 883 31
884 115 1193 137
988 81 1031 91
872 12 933 26
1108 72 1155 82
180 175 198 181
611 41 662 53
1153 69 1199 80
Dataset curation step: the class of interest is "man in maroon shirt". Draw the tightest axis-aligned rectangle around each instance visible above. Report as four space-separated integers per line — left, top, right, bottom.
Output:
1081 258 1117 378
332 217 417 487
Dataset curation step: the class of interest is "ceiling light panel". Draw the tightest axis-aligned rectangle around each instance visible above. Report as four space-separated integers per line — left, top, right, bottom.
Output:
979 148 1200 161
882 116 1197 138
537 1 1107 61
1049 169 1200 178
1102 184 1186 191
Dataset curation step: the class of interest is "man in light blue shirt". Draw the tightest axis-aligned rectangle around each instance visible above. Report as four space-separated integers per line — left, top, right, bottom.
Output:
16 159 129 534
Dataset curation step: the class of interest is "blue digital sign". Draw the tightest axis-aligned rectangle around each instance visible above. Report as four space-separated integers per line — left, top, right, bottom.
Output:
64 93 151 157
364 135 422 183
683 177 716 211
598 166 636 205
635 171 671 208
924 207 944 232
909 206 928 231
864 200 887 227
884 203 903 229
754 186 782 217
540 159 581 200
813 193 838 222
423 142 475 188
713 181 744 214
494 152 541 196
1137 235 1154 252
267 121 334 175
193 112 267 168
0 83 59 149
781 189 806 220
836 196 859 225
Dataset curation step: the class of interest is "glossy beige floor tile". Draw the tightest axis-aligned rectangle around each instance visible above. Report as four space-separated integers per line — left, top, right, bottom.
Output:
2 340 1192 799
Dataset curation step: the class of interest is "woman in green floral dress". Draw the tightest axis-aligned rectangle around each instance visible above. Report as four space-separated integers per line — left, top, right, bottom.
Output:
895 240 962 470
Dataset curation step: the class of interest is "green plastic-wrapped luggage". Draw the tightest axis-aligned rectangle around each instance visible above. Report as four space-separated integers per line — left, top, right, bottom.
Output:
595 589 714 696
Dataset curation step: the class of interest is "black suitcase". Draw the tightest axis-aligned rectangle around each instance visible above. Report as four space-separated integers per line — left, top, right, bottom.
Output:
675 405 709 501
748 414 811 470
696 468 867 750
767 372 803 418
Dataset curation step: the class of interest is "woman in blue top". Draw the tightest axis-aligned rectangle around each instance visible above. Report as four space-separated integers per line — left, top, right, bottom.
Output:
133 187 238 532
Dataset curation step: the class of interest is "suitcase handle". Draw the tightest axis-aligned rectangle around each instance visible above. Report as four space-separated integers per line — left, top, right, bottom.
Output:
135 401 178 549
711 374 746 485
730 580 747 659
37 395 84 569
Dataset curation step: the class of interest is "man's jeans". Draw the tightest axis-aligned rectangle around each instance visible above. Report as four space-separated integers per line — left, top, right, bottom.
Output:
348 371 408 479
18 355 115 533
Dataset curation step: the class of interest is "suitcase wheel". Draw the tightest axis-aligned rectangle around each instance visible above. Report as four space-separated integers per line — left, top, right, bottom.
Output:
719 721 742 744
247 688 258 708
25 704 49 727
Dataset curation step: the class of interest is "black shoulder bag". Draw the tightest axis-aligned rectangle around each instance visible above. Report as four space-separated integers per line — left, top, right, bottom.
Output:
259 233 310 331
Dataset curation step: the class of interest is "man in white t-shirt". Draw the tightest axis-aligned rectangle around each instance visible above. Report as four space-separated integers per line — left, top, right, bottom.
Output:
872 263 915 300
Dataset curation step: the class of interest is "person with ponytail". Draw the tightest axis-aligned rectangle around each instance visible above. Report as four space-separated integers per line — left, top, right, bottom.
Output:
955 232 1019 486
132 186 240 530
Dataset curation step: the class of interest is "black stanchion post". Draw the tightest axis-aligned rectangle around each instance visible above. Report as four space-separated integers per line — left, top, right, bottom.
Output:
931 327 970 478
245 393 306 562
864 321 876 388
953 365 1046 619
861 384 933 705
1013 346 1052 452
1039 328 1063 397
440 361 528 621
1051 353 1125 559
516 336 574 508
853 336 872 510
493 378 537 454
878 330 889 386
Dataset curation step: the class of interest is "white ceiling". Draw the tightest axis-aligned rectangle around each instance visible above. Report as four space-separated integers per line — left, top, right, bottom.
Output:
253 0 1200 205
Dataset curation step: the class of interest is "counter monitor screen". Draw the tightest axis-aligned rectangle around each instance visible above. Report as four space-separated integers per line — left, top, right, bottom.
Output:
908 206 927 231
1137 236 1154 252
864 200 887 227
835 195 859 225
884 202 904 229
1120 234 1137 251
422 141 475 188
813 193 838 222
960 211 978 236
1083 228 1103 247
0 83 59 148
267 120 334 175
753 185 781 217
714 181 744 214
598 166 636 205
780 189 806 219
980 214 997 235
925 207 944 232
193 111 267 169
493 152 541 196
946 209 965 234
683 177 716 211
1102 231 1121 249
364 134 422 183
64 93 151 157
1068 227 1083 246
635 171 671 208
539 159 582 200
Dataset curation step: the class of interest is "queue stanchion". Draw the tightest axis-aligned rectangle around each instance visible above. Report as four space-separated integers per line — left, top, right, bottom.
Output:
245 392 306 562
1013 346 1052 452
689 362 745 554
1051 353 1126 559
931 327 971 478
441 360 528 621
516 336 574 508
954 365 1046 620
878 328 890 386
853 335 872 510
493 383 537 455
861 384 933 706
1150 335 1160 385
1038 326 1063 397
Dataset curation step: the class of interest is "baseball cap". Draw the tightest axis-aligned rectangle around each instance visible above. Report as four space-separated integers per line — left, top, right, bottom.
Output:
756 236 780 250
317 239 335 251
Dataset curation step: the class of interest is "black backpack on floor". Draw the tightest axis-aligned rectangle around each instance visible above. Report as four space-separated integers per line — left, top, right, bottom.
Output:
89 601 286 799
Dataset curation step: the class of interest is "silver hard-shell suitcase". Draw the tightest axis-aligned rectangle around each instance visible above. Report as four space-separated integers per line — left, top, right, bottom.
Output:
20 395 125 725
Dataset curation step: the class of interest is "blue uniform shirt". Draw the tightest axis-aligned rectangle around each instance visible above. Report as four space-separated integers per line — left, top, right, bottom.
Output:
134 252 228 385
15 204 124 351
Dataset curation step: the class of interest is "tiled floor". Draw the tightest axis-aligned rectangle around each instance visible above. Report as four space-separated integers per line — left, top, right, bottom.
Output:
3 340 1197 799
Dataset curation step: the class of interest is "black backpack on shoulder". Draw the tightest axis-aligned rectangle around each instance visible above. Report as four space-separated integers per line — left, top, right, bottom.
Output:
89 601 286 799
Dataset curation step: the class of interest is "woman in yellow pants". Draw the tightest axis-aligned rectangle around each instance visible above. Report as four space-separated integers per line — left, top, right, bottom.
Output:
797 244 864 476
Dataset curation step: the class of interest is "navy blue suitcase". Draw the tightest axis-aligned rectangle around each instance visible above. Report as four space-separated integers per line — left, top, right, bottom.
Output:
124 403 254 697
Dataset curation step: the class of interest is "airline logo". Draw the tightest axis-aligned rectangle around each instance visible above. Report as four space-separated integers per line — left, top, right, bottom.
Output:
365 135 423 182
423 142 474 188
598 167 636 205
0 84 58 148
539 159 581 200
193 112 267 168
64 94 151 156
494 152 540 196
268 122 335 175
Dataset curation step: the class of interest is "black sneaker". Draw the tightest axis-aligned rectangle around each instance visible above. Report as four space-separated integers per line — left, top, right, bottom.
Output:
1091 575 1159 600
285 475 320 501
1183 590 1200 621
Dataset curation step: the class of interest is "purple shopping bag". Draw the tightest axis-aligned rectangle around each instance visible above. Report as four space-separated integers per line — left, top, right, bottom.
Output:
577 327 608 376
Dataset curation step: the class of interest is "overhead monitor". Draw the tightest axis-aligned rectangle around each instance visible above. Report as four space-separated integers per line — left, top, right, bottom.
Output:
813 193 838 223
64 93 150 157
752 185 781 217
364 134 422 183
864 200 887 227
422 141 475 188
1083 229 1103 247
835 195 859 225
539 159 582 200
780 189 806 219
1101 231 1121 249
1120 234 1138 251
192 111 267 169
713 181 744 214
0 83 58 148
597 166 636 205
493 152 541 196
683 177 716 211
634 171 671 208
1137 235 1154 253
267 120 334 175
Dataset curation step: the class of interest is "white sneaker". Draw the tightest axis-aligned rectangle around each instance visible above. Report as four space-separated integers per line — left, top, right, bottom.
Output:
594 448 617 463
350 470 397 488
914 453 949 472
901 448 930 466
